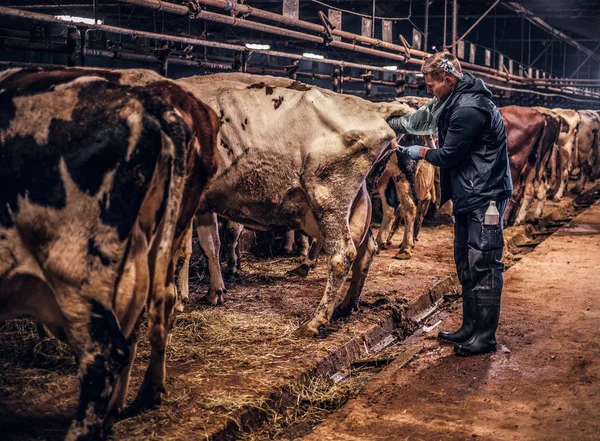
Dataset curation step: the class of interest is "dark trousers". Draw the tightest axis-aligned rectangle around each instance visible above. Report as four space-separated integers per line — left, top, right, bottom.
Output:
454 199 508 295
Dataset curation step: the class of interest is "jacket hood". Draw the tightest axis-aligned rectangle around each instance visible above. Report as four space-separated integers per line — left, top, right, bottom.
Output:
451 72 493 102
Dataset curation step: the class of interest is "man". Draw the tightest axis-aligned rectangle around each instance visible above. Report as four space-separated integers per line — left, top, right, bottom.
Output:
387 52 513 356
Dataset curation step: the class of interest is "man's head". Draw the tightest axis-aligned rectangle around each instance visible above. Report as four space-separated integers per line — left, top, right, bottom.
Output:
421 52 463 100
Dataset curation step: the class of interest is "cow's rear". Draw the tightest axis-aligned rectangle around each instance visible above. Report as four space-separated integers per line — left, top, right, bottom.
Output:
0 68 218 441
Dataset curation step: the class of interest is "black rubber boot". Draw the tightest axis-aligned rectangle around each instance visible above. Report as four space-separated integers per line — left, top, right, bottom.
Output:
438 289 476 344
454 290 501 356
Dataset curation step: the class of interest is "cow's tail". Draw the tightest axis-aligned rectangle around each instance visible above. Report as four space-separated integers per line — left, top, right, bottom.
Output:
367 148 397 193
146 108 190 350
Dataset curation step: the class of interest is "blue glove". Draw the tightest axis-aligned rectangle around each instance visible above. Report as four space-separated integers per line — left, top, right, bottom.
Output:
402 145 423 161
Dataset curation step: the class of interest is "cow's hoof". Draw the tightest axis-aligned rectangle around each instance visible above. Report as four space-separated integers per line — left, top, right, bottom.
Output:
133 384 165 410
198 289 225 306
332 304 355 320
287 264 311 278
378 243 388 251
393 250 412 260
175 301 185 312
294 322 321 337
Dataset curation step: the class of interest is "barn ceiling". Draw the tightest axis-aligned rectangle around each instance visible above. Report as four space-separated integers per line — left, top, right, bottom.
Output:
0 0 598 88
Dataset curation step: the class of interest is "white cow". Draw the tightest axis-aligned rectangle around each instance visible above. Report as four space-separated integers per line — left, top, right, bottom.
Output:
176 73 412 336
551 108 581 200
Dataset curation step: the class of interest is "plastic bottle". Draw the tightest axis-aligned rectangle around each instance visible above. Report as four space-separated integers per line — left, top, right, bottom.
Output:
484 201 500 226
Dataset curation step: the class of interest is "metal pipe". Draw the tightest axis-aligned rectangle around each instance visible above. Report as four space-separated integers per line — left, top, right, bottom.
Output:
0 6 412 73
0 5 597 100
83 47 233 69
0 38 69 53
451 0 457 55
112 1 417 65
424 0 430 52
110 0 533 83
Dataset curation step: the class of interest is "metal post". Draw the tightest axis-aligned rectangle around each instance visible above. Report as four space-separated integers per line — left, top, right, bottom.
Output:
452 0 458 55
493 6 496 55
66 26 78 66
563 41 567 78
424 0 430 52
371 0 375 39
443 0 447 48
520 16 524 66
80 28 86 66
93 0 98 24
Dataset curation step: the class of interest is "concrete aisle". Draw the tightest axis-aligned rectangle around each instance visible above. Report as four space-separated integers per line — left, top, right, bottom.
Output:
300 202 600 441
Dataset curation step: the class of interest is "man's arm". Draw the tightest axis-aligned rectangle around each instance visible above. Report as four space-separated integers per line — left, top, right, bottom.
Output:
387 97 446 136
423 107 487 168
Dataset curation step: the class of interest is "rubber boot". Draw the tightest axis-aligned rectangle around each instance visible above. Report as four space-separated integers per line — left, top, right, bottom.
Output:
438 289 476 344
454 290 501 356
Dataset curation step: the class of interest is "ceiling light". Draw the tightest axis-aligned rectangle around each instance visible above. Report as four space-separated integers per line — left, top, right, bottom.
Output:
245 43 270 50
55 15 102 25
383 65 398 71
303 52 325 60
415 73 424 77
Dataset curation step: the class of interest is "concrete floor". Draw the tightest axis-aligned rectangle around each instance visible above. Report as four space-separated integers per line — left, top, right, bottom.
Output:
300 201 600 441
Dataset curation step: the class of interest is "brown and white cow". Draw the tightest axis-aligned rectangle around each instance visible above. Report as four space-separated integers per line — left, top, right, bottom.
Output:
550 108 581 200
572 110 600 194
0 68 219 440
500 106 558 225
175 73 412 336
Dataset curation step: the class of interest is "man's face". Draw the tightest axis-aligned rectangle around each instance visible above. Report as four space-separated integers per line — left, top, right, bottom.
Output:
424 73 458 100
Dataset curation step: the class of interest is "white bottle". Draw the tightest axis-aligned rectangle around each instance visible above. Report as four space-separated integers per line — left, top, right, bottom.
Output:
484 201 500 226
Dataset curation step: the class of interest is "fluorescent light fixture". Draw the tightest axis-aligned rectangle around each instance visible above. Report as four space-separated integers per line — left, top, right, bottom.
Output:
56 15 102 25
383 65 398 71
245 43 270 50
303 52 325 60
415 73 424 77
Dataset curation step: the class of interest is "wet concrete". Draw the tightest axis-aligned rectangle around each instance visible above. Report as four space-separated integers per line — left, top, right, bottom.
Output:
300 201 600 441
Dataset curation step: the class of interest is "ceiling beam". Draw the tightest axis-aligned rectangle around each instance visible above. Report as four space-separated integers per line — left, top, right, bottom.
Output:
502 1 600 64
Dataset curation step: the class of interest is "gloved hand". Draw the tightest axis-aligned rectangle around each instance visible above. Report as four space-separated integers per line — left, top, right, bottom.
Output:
401 145 423 161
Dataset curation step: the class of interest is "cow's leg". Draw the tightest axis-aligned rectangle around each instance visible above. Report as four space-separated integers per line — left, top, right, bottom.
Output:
224 221 244 281
553 149 571 200
62 299 130 441
282 230 296 255
414 197 431 242
387 209 403 246
195 212 225 305
296 188 360 335
297 232 311 258
394 188 417 260
376 177 396 250
514 169 536 226
107 224 152 420
572 160 590 194
533 175 549 220
288 238 322 277
174 222 193 304
333 187 376 319
135 281 178 408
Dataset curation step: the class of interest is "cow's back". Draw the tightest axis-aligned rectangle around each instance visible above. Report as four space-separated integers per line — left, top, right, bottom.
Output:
176 73 411 228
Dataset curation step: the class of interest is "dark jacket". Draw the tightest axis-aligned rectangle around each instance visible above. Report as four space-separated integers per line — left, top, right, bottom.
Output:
424 73 513 213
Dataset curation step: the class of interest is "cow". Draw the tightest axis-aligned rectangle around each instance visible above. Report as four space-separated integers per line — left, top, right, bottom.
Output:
375 148 436 259
571 110 600 194
499 106 557 225
175 73 413 336
549 108 581 200
0 67 219 440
